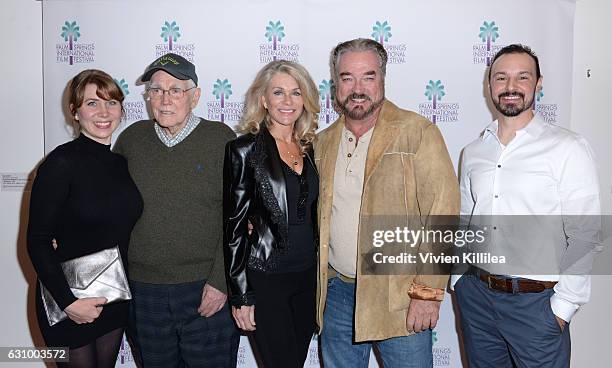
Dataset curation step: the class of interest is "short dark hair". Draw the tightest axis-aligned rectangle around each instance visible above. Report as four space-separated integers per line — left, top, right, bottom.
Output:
488 44 541 81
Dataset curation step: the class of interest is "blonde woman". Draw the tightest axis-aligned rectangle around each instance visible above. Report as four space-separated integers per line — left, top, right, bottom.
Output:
224 60 319 368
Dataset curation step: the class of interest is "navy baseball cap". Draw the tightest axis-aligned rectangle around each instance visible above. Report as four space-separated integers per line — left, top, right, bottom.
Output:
140 53 198 86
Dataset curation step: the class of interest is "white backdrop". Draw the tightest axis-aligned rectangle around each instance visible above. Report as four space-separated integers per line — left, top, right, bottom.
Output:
40 0 576 367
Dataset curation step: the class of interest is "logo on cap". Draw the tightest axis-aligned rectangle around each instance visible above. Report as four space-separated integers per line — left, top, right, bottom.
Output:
155 55 180 66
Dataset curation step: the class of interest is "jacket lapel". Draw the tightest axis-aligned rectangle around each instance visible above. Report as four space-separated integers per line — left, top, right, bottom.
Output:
262 126 288 226
318 117 344 196
364 101 399 184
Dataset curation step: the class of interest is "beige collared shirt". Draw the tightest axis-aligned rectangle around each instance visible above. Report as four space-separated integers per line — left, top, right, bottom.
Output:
328 125 374 278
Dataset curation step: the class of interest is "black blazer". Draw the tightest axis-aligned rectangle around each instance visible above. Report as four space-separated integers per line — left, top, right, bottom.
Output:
223 125 317 307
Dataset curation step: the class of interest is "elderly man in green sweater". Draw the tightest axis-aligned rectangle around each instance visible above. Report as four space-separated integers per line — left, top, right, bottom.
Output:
114 53 238 368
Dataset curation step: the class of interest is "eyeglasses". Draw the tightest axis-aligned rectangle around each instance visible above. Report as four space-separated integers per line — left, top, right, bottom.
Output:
146 86 196 100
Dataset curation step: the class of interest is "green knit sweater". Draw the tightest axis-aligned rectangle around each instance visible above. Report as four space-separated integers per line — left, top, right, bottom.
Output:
113 118 235 292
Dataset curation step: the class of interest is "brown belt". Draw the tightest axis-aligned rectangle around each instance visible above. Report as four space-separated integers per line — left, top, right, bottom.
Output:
471 267 557 293
328 265 356 283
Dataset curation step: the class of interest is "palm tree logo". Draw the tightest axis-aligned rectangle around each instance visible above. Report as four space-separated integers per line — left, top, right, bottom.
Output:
265 20 285 59
212 78 232 122
114 78 129 97
371 21 392 45
425 80 445 124
319 80 334 124
533 88 544 109
478 21 499 66
60 21 80 65
161 21 181 51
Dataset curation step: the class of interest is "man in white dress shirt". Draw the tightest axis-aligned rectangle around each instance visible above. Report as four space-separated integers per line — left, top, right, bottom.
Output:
454 44 602 368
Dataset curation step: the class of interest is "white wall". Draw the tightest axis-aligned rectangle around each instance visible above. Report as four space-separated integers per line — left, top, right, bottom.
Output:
572 0 612 212
569 0 612 367
0 1 45 367
1 0 609 367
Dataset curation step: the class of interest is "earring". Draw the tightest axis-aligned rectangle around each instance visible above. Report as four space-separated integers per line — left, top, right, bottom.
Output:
74 114 79 120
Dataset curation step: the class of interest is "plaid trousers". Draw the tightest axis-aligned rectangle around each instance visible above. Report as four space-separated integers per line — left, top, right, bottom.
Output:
128 279 239 368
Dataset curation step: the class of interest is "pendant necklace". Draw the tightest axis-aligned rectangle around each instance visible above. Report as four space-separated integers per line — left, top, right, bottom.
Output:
276 138 300 166
285 148 299 166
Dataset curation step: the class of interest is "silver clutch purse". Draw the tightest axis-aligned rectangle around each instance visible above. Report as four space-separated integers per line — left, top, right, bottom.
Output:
39 246 131 326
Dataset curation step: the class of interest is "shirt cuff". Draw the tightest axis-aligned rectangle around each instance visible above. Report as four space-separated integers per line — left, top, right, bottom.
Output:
408 283 444 301
550 293 580 322
449 274 462 291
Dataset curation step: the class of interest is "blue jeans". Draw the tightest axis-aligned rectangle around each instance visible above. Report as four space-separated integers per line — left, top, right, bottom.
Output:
321 276 433 368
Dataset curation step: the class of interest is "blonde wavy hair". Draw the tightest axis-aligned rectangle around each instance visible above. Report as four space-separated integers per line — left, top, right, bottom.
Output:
238 60 319 152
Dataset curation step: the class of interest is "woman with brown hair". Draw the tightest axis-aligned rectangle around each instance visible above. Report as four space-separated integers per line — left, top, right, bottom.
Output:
27 69 143 367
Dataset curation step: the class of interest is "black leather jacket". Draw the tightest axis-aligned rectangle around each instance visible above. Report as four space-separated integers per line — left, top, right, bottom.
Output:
223 125 317 307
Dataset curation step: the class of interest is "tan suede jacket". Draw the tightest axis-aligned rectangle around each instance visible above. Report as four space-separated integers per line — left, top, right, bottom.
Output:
314 100 460 341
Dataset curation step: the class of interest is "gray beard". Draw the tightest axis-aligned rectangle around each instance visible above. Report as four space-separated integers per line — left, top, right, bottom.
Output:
339 94 385 120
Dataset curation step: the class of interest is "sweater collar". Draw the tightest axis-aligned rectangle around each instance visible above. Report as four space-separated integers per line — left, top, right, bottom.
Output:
76 133 111 154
